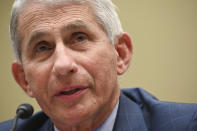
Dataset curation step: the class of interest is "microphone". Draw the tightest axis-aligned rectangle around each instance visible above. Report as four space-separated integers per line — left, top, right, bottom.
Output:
10 104 34 131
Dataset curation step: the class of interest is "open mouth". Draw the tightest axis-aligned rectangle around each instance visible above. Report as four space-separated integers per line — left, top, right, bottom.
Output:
55 86 88 98
60 88 82 96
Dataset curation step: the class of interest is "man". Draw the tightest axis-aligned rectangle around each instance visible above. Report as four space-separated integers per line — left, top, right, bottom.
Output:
0 0 197 131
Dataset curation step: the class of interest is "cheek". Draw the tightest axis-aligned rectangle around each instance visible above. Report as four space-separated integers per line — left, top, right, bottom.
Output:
26 66 53 112
93 53 117 80
82 48 118 95
84 46 117 74
25 63 52 96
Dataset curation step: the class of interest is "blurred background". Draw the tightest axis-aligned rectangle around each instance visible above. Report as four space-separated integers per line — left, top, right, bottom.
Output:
0 0 196 122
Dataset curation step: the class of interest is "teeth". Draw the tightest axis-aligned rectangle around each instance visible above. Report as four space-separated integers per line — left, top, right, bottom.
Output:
60 88 80 95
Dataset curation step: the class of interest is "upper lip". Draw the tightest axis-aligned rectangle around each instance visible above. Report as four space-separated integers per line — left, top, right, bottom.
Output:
54 85 88 96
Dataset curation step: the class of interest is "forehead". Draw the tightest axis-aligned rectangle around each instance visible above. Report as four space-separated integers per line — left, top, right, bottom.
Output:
19 1 93 18
17 1 98 37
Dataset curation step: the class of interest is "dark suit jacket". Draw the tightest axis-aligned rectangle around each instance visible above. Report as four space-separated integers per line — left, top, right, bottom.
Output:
1 88 197 131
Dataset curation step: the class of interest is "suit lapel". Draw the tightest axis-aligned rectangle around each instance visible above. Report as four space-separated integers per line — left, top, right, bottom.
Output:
38 119 54 131
113 92 148 131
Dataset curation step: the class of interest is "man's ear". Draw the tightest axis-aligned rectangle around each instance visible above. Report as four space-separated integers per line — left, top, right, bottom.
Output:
115 33 133 75
12 61 34 97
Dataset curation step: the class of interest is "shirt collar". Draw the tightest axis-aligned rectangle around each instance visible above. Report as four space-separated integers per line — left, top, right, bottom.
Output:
54 100 119 131
93 100 119 131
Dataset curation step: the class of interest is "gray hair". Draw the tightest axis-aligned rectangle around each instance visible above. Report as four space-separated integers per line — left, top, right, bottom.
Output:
10 0 123 64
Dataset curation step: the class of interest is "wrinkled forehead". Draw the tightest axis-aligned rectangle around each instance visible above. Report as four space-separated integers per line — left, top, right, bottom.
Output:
18 0 92 17
17 0 97 37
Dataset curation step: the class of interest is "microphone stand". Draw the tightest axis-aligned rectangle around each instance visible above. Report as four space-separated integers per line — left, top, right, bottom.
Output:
9 104 34 131
10 114 19 131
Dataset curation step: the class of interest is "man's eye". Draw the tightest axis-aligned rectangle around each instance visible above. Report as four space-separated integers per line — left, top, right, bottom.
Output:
71 32 88 44
38 45 47 51
76 35 85 42
35 41 52 52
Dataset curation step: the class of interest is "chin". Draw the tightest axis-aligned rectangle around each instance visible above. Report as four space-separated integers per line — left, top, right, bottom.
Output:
56 110 93 125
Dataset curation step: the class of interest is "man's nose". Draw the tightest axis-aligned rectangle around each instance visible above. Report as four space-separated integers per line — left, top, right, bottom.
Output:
52 44 78 77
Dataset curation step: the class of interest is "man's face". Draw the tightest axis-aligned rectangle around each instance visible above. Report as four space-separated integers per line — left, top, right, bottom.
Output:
16 1 121 128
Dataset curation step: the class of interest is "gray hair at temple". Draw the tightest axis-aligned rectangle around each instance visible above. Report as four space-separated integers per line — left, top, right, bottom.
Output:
10 0 123 64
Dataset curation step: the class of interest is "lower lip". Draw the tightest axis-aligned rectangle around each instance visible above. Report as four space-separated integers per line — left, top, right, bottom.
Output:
55 88 88 101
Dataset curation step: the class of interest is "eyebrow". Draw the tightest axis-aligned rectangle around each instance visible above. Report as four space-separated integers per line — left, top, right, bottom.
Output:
28 32 49 46
61 21 88 33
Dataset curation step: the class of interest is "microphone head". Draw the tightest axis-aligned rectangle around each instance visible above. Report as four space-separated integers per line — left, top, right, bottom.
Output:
16 103 34 119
